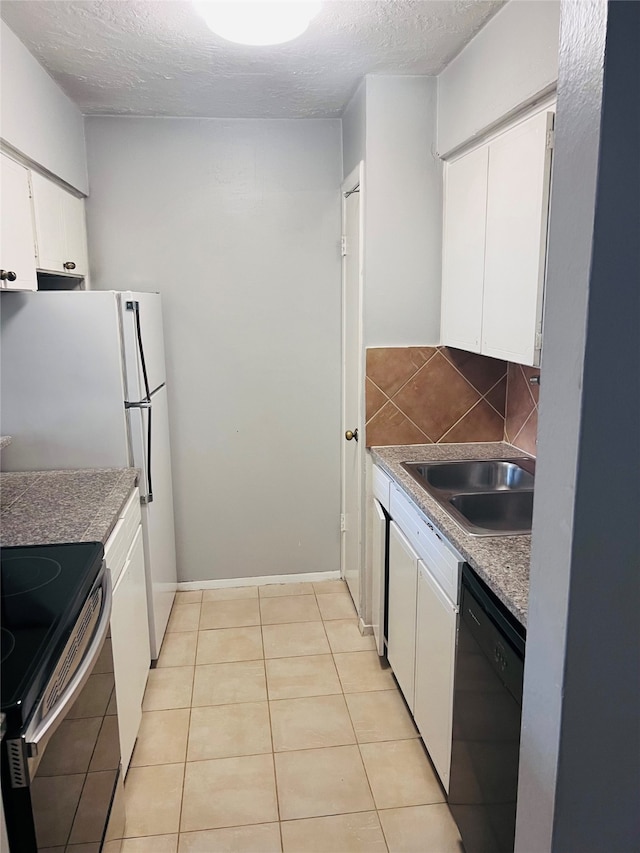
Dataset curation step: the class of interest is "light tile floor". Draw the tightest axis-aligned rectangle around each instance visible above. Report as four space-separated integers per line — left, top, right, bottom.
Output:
121 580 464 852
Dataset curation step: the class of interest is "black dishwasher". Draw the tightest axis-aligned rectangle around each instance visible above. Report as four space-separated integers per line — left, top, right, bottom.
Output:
448 564 526 853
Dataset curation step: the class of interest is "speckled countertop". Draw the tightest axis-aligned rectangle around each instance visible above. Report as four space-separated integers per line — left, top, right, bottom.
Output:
1 468 139 547
371 442 533 627
0 437 12 450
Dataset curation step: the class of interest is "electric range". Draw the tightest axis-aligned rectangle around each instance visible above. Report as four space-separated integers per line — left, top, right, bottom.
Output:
1 541 124 852
1 542 104 731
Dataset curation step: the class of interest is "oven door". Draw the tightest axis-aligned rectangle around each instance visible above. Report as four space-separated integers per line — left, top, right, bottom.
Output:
2 566 125 852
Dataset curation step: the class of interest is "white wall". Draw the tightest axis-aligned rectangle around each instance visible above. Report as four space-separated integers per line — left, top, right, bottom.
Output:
342 81 365 181
364 76 442 346
85 117 343 584
516 1 640 848
438 0 560 155
0 21 88 193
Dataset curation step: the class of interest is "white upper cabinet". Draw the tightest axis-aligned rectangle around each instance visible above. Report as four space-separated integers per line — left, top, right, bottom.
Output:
441 146 488 353
0 154 37 291
441 109 554 367
31 171 89 277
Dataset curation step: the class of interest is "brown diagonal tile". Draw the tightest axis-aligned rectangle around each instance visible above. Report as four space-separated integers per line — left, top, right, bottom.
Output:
441 348 507 395
520 365 541 404
505 363 535 443
511 409 538 456
484 375 508 417
365 378 388 422
393 352 480 442
440 399 504 443
366 348 437 397
365 402 430 448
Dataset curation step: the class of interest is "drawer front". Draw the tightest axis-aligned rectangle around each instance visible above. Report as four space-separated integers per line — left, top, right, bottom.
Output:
373 465 392 512
390 486 462 604
105 488 141 585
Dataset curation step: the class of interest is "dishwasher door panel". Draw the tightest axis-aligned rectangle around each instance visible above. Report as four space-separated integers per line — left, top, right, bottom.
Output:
448 573 524 853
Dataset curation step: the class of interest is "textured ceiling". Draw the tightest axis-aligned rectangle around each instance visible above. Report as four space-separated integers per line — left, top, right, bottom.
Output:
1 0 505 118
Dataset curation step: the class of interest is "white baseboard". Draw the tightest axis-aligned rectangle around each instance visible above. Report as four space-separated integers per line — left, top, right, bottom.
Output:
178 570 341 592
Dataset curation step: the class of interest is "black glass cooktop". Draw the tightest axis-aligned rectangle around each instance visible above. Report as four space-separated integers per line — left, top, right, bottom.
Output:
1 541 104 733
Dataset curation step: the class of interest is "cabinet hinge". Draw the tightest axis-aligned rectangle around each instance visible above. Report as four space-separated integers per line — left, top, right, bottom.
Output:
340 236 347 257
546 129 555 150
340 513 346 533
535 331 543 351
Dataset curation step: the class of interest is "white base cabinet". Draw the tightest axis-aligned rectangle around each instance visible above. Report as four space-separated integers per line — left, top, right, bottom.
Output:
371 499 387 657
371 463 392 657
105 489 150 774
378 471 464 793
387 521 419 711
414 561 459 791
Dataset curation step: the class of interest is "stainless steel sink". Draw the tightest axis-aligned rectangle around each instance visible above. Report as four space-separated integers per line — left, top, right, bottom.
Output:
401 458 535 537
403 459 534 493
449 490 534 536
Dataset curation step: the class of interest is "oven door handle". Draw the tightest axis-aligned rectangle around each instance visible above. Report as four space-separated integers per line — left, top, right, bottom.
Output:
24 566 113 756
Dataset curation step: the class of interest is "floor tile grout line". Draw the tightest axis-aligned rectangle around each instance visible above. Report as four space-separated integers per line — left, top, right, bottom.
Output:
259 618 284 847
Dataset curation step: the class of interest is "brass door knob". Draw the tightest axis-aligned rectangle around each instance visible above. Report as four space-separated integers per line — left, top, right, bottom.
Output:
345 429 358 442
63 261 77 270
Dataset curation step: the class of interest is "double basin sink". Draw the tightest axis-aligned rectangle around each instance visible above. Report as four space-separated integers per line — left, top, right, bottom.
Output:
401 458 535 537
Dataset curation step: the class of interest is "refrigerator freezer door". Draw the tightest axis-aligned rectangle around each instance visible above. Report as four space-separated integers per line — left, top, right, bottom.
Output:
0 291 130 471
119 292 167 401
129 384 177 658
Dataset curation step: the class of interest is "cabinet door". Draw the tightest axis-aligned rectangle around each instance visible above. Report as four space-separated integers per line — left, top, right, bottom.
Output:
110 524 150 774
0 154 37 291
441 146 488 353
31 171 88 276
387 521 418 710
482 111 554 366
414 561 458 792
31 170 66 273
371 498 387 657
63 192 89 277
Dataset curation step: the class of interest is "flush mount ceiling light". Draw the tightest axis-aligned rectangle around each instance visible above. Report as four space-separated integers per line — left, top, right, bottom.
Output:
193 1 321 46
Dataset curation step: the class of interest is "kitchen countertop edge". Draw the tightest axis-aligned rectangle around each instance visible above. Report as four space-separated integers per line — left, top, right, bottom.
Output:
1 468 140 547
370 442 531 627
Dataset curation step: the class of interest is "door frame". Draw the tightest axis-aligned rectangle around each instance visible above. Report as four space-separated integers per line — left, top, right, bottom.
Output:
340 161 365 614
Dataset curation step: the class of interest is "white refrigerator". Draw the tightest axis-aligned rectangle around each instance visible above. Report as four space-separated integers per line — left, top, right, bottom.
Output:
1 290 177 659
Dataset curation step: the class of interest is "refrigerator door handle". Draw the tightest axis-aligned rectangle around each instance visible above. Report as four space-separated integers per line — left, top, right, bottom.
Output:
126 300 152 402
125 400 154 503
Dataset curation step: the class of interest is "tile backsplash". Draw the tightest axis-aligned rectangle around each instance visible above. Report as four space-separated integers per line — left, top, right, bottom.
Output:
504 361 539 456
365 347 539 455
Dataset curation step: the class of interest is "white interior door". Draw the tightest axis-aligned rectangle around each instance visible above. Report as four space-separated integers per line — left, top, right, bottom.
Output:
341 165 363 613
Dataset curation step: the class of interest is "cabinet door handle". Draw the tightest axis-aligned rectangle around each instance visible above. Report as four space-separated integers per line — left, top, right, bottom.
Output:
0 270 17 281
63 261 76 270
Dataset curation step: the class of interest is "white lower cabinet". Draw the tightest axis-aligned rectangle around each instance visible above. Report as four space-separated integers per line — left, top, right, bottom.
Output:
414 560 458 792
387 521 419 711
371 464 392 657
371 498 388 657
105 489 150 774
379 471 463 792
